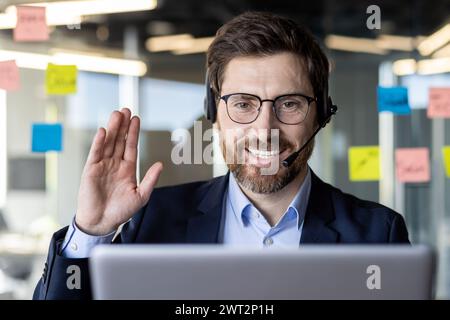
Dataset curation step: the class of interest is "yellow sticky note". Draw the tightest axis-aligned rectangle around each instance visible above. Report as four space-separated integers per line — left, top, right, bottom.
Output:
348 146 380 181
443 146 450 178
46 63 77 95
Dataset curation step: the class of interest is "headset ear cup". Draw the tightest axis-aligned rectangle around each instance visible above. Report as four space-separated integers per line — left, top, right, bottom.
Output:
321 96 338 127
204 71 216 123
205 86 216 122
316 91 328 127
203 96 209 120
328 97 337 115
323 96 332 127
318 82 337 128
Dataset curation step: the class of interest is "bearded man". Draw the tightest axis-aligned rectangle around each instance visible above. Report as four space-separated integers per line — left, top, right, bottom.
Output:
34 11 409 300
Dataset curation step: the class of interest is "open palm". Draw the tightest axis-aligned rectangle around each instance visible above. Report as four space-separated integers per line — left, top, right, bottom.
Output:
75 108 163 235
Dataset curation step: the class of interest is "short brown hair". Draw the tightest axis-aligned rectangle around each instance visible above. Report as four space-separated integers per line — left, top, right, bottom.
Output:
206 11 330 121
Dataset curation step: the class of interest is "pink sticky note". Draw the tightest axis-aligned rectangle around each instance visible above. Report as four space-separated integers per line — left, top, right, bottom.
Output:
395 148 430 183
0 60 20 91
13 6 49 42
428 87 450 118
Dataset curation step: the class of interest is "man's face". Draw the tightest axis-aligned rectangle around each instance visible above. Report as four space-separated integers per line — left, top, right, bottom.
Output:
217 52 317 194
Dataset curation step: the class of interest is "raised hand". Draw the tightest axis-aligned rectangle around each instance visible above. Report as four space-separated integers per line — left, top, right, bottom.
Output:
75 108 163 235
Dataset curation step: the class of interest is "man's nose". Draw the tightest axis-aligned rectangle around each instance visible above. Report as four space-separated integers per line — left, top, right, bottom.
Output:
253 101 278 130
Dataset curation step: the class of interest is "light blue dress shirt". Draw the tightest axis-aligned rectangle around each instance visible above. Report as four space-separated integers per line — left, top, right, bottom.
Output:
221 168 311 247
61 218 116 258
61 168 311 258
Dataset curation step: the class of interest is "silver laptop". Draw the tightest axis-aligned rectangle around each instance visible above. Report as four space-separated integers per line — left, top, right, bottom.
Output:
89 245 435 300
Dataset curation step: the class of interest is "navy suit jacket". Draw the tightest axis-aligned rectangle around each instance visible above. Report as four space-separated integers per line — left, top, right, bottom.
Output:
33 170 410 299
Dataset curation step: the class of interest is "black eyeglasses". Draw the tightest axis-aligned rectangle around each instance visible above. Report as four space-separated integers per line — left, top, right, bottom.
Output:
220 92 316 125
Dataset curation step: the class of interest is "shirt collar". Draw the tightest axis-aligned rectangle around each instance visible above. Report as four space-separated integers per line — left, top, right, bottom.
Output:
227 166 312 229
228 171 253 225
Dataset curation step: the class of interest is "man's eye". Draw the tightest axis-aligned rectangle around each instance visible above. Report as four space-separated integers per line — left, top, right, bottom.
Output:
235 102 250 109
282 102 299 109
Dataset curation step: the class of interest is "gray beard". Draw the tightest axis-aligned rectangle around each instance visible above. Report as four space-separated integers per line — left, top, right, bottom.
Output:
232 163 301 194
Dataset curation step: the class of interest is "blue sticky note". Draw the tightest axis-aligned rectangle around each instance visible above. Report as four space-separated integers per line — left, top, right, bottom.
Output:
31 123 63 152
377 86 411 114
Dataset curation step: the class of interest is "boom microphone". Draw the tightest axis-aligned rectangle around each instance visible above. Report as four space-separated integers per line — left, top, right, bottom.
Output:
282 103 337 167
281 125 323 167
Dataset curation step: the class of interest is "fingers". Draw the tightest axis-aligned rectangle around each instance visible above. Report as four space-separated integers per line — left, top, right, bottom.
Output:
138 162 163 204
123 116 140 162
103 111 123 158
86 127 106 164
91 108 135 161
113 108 132 158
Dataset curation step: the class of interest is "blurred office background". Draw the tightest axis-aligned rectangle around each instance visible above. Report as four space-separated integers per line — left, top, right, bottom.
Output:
0 0 449 299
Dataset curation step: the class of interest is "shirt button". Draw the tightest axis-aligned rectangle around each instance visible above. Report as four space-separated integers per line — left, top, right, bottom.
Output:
263 237 273 246
70 242 78 251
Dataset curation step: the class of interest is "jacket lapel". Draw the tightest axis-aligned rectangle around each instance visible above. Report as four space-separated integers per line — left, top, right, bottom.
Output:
185 173 229 243
300 170 339 244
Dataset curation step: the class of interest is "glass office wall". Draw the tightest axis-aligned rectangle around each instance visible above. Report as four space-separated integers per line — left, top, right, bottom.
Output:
397 73 450 298
0 67 210 298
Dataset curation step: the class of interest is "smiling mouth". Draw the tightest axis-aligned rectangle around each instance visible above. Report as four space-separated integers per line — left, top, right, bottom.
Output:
246 147 283 159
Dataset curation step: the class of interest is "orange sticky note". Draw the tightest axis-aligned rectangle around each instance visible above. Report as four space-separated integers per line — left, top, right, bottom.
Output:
395 148 430 183
13 6 49 42
428 87 450 118
0 60 20 91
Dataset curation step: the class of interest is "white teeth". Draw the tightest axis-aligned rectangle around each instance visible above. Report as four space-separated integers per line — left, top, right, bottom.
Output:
247 147 280 158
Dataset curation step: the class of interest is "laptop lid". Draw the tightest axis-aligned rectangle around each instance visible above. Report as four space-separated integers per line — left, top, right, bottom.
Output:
90 245 434 300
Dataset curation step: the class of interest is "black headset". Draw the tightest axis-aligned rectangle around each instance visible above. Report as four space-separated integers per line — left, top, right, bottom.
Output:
203 72 337 128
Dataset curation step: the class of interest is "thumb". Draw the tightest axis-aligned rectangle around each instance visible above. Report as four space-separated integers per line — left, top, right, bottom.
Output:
138 162 163 204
